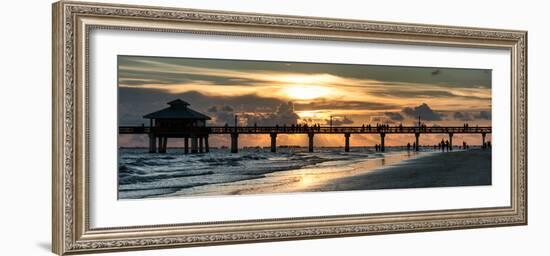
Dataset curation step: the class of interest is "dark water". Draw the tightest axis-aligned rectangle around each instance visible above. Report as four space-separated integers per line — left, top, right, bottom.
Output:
118 147 423 199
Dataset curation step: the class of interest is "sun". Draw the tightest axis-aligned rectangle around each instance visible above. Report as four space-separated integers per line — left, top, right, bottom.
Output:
282 85 332 100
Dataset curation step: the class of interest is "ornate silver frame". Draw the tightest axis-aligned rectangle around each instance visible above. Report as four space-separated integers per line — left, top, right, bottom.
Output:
52 1 527 255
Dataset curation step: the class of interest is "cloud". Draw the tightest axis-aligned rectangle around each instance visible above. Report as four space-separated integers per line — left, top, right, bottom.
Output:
246 102 300 126
294 100 397 111
207 105 235 125
401 103 442 121
453 112 473 121
119 55 492 91
474 110 492 120
326 116 354 126
384 112 404 121
370 116 397 124
370 89 490 101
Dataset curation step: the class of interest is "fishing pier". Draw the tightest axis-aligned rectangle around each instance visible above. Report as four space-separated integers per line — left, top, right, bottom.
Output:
119 99 492 154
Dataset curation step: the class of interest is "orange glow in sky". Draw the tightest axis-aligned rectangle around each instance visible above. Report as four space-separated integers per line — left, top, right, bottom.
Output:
118 56 492 147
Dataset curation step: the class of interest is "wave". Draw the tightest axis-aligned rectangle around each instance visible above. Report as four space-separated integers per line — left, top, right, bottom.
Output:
119 169 214 185
118 148 375 199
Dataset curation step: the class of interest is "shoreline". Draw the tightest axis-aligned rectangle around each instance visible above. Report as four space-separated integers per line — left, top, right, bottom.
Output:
120 148 492 199
311 149 491 192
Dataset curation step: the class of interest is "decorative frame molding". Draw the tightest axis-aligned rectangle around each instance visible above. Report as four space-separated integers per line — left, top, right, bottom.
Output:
52 1 527 255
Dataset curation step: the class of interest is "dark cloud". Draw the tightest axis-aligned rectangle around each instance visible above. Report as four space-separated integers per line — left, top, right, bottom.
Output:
221 105 234 112
117 87 286 125
384 112 404 121
453 112 473 121
246 102 300 126
401 103 442 121
326 116 354 126
370 89 490 101
370 116 397 125
474 111 492 120
207 105 235 125
119 55 492 89
295 100 396 111
119 69 263 87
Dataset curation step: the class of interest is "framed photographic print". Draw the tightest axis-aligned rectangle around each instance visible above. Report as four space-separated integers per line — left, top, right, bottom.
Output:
52 1 527 255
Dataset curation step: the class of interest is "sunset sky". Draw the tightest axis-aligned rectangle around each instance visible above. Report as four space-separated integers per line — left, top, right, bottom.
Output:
118 55 492 148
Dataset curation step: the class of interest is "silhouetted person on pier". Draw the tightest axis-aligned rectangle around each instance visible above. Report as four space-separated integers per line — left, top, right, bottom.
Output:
407 143 411 151
487 141 491 148
463 141 467 150
445 140 450 151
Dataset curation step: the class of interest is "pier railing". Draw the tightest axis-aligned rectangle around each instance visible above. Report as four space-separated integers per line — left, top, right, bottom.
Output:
119 126 491 135
119 125 491 154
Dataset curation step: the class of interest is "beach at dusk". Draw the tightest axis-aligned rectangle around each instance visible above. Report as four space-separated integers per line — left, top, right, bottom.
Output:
118 147 491 199
117 55 493 199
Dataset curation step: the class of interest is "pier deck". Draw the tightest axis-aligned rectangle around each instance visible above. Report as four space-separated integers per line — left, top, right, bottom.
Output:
118 125 491 153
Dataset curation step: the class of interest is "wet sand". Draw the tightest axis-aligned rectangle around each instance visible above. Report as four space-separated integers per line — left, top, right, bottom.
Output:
312 149 492 192
152 149 491 198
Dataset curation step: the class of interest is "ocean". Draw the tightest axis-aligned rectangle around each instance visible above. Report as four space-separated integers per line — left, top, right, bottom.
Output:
118 147 436 199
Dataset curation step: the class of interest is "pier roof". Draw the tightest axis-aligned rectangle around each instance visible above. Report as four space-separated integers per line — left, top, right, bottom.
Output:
143 99 211 120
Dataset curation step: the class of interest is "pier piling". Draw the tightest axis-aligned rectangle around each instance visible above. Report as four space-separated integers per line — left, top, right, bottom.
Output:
160 137 168 153
231 133 239 153
344 133 351 152
191 136 198 154
415 133 420 151
449 133 454 151
184 137 189 154
148 134 156 153
270 133 277 153
380 133 386 152
122 124 492 154
308 133 314 152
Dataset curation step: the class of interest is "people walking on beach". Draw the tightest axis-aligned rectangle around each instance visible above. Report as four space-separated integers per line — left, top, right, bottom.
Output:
407 142 411 151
